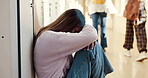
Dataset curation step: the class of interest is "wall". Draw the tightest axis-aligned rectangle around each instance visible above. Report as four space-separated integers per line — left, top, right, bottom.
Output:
34 0 44 35
43 0 85 26
43 0 63 26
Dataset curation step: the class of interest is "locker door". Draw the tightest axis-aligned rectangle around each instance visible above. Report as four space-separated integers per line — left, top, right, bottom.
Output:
18 0 34 78
0 0 18 78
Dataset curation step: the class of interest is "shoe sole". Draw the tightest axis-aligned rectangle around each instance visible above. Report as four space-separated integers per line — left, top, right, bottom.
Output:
136 57 148 62
124 55 131 57
124 54 131 57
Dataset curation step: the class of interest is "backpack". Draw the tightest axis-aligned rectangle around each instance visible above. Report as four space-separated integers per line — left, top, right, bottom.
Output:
123 0 140 20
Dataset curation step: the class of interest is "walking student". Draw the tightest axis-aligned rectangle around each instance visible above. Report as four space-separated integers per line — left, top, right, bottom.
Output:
123 0 147 62
86 0 109 52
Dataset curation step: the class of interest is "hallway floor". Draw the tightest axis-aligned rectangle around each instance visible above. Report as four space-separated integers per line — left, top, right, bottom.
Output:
103 29 148 78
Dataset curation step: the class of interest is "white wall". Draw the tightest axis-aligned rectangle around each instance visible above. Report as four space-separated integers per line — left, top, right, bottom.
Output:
43 0 67 26
111 0 127 34
43 0 85 26
34 0 44 35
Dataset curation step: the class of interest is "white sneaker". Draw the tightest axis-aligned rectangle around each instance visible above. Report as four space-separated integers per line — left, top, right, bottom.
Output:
136 52 148 62
124 50 131 57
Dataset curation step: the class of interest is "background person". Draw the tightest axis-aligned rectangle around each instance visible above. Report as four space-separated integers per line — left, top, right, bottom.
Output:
123 0 147 62
85 0 117 52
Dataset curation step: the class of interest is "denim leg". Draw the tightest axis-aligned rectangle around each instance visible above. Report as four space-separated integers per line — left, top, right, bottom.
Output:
91 13 100 32
100 12 107 48
66 50 93 78
91 12 107 48
66 43 113 78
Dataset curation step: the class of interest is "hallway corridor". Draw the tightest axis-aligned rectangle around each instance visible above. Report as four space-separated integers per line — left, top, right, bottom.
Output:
104 29 148 78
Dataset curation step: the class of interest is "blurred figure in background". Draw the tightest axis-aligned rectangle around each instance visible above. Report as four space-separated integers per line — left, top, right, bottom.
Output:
123 0 147 62
85 0 117 52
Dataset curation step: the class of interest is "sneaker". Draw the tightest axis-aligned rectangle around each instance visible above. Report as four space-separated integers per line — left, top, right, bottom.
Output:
124 50 131 57
136 52 148 62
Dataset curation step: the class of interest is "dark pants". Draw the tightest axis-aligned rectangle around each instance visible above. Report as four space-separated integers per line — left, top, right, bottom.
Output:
123 19 147 53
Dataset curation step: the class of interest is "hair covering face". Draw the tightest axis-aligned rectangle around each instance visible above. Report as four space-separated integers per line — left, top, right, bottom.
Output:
74 9 85 27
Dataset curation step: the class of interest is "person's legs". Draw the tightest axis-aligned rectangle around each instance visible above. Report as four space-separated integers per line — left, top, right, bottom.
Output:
66 43 113 78
135 22 147 61
100 12 107 49
123 19 134 57
123 19 134 50
91 12 100 32
91 12 108 50
135 22 147 53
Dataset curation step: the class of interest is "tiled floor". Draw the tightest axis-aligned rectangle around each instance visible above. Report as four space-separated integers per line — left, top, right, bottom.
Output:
104 29 148 78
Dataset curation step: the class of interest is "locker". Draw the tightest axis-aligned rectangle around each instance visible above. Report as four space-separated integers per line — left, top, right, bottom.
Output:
0 0 34 78
0 0 19 78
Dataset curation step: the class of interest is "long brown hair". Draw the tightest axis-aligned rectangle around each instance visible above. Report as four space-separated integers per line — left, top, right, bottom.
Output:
36 9 85 39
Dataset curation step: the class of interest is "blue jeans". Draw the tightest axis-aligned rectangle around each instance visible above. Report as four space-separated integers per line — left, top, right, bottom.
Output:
91 12 107 48
66 43 113 78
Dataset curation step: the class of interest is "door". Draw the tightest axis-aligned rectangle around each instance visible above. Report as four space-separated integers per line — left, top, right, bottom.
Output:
0 0 18 78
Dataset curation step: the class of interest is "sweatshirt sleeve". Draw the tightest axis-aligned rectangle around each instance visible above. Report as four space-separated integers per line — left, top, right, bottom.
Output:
58 24 98 57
